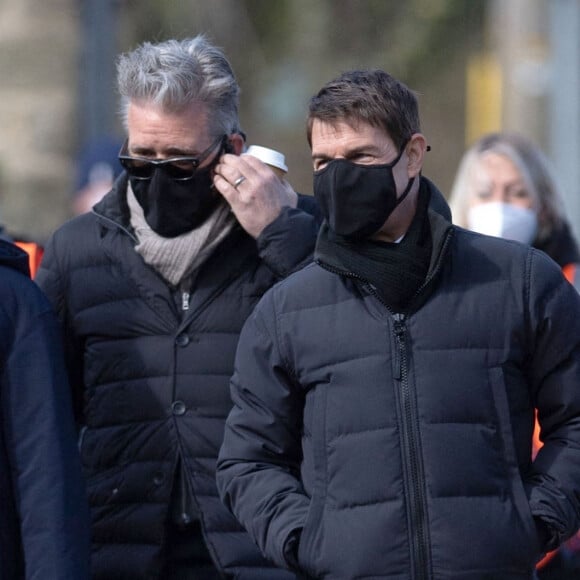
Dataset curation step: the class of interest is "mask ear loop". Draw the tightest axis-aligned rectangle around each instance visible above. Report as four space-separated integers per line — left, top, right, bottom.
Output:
387 140 408 168
391 138 415 209
395 175 416 209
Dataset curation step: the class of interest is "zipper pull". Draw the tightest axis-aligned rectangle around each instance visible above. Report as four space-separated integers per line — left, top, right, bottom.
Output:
181 291 190 311
393 314 406 380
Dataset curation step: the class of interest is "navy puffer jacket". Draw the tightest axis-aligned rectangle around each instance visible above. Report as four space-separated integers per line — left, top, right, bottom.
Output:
36 174 319 579
0 240 90 579
217 182 580 579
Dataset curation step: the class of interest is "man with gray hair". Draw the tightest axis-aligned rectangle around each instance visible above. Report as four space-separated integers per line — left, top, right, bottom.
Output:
36 35 317 579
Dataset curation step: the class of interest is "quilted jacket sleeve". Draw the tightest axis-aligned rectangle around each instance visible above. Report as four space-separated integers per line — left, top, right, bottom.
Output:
256 194 321 279
217 289 309 570
525 247 580 550
1 272 90 579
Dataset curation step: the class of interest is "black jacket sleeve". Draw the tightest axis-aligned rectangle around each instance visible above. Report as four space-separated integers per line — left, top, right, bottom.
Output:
217 289 309 570
1 270 91 579
525 247 580 550
256 194 321 279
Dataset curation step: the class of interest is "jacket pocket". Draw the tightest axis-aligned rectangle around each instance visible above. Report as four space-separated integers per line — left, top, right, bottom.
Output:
488 366 541 562
297 495 324 578
297 383 328 576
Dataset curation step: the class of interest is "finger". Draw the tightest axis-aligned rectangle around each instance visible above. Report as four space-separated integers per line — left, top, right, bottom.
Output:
240 154 278 178
220 153 263 179
232 175 247 189
214 159 253 189
213 173 240 202
213 166 244 193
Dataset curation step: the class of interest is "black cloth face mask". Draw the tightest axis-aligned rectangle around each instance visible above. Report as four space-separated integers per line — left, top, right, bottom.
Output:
130 145 224 238
313 145 415 240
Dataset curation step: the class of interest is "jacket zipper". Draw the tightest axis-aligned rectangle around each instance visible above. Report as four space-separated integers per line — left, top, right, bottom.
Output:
315 229 453 578
181 290 190 312
393 313 430 580
95 207 231 325
316 259 433 577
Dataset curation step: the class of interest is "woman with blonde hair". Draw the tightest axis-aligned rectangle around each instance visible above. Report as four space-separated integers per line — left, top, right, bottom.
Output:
449 132 580 289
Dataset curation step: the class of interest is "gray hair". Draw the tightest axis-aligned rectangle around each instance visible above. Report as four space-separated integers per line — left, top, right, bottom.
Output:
117 35 241 138
448 132 566 240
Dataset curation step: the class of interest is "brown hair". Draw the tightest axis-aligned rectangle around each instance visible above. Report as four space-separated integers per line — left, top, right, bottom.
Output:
306 69 420 151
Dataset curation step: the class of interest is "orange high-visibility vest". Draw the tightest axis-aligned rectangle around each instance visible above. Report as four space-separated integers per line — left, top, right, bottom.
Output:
14 241 44 279
533 412 557 569
563 263 580 291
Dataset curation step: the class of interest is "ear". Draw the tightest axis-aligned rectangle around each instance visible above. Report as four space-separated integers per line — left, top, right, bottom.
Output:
228 133 245 155
406 133 427 178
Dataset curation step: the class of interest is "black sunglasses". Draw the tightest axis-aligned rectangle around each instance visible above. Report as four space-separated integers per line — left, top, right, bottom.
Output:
118 135 225 181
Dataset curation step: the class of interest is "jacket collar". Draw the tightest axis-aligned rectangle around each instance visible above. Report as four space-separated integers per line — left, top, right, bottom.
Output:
423 177 454 277
92 172 133 230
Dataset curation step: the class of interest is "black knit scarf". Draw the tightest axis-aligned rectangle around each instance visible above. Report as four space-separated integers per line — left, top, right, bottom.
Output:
315 184 432 313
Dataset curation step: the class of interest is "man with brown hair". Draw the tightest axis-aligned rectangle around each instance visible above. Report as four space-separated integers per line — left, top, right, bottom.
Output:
218 69 580 579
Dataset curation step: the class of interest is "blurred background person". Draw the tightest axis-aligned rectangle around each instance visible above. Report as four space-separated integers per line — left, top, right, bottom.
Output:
71 136 123 215
449 131 580 579
449 132 580 290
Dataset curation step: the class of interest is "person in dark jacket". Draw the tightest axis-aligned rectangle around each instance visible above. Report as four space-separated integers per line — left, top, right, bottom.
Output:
35 35 319 579
0 239 90 579
216 69 580 579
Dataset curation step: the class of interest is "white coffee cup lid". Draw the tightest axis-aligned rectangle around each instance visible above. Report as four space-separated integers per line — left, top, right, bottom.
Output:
246 145 288 172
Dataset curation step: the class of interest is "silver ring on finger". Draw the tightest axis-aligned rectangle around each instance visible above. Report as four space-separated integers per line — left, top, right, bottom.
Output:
233 175 246 189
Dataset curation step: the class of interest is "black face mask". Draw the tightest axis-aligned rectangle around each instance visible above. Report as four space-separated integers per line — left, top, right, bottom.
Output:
313 146 415 240
130 147 223 238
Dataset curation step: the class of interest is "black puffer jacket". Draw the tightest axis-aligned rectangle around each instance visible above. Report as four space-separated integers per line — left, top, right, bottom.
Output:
35 174 319 579
217 182 580 579
0 240 90 579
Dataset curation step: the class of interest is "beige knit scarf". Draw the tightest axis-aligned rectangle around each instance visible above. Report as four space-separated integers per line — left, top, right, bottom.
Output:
127 184 236 287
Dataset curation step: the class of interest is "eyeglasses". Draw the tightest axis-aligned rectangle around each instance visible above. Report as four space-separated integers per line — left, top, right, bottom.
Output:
118 135 225 181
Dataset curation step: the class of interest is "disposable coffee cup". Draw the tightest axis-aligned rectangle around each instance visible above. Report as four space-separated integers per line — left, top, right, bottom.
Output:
246 145 288 179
